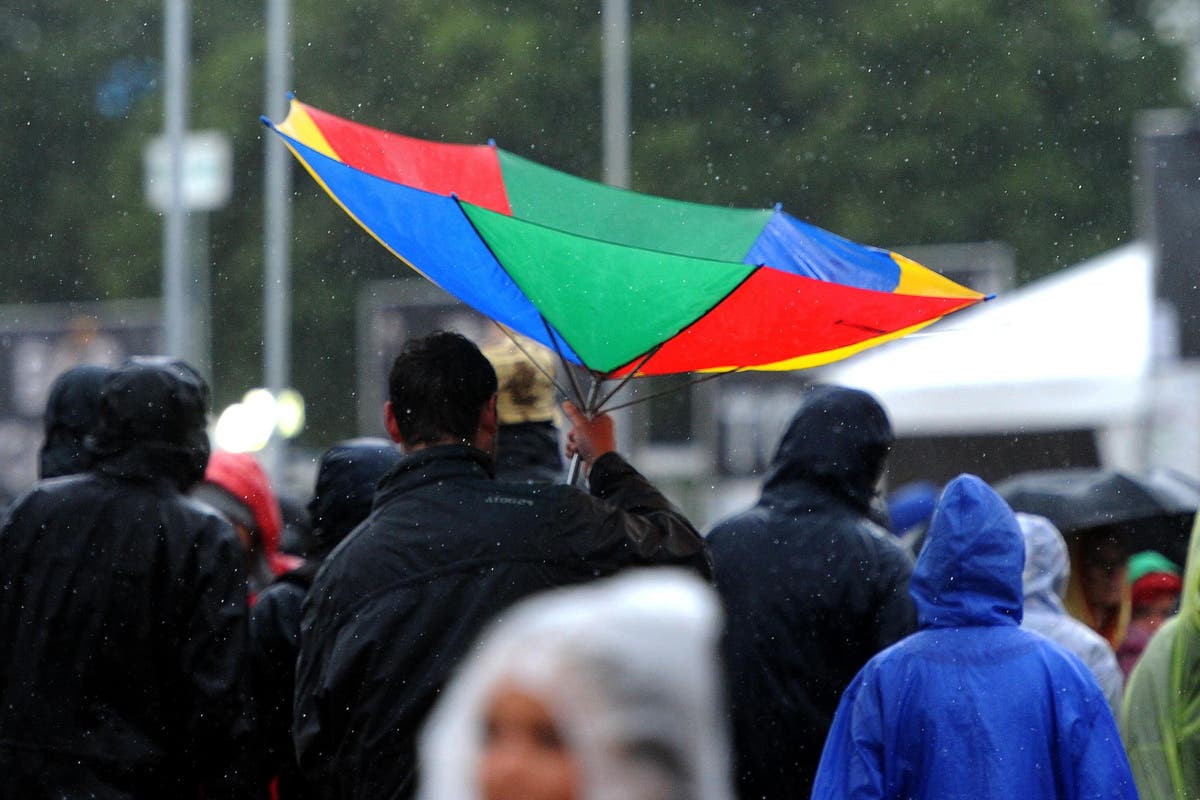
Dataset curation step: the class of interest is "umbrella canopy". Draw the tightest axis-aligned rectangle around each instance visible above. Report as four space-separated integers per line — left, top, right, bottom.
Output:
263 97 984 409
997 468 1200 565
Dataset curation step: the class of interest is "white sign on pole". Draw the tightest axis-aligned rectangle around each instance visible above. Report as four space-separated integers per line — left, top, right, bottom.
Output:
143 130 233 211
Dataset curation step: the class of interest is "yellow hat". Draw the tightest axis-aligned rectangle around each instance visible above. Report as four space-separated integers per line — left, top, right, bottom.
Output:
482 335 559 425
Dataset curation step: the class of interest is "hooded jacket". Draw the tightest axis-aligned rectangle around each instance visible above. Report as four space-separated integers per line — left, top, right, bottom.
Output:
705 385 915 800
418 569 732 800
250 438 403 799
0 360 255 799
1120 511 1200 799
38 363 113 479
1018 512 1124 715
812 475 1136 800
294 444 710 800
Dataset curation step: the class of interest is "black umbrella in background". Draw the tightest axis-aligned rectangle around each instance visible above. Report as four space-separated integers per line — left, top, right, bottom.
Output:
996 468 1200 565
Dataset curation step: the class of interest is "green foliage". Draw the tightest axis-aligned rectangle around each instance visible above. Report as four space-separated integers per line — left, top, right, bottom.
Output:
0 0 1187 447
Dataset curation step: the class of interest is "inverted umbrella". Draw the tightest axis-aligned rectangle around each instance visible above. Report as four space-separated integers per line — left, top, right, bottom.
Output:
997 468 1200 565
262 97 984 411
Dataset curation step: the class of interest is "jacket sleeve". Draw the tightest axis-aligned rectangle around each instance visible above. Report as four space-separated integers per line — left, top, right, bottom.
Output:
566 452 712 579
1072 690 1139 799
174 516 260 799
810 667 886 800
870 539 917 652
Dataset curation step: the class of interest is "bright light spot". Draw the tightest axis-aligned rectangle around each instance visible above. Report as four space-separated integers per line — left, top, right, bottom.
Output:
214 402 273 453
276 389 306 438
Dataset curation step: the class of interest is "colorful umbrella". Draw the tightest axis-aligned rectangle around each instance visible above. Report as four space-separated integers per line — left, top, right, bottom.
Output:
263 97 984 411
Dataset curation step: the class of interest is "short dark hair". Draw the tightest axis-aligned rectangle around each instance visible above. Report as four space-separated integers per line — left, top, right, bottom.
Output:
387 331 498 447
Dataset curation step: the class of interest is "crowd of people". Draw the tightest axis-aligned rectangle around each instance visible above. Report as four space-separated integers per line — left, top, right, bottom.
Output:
0 330 1195 799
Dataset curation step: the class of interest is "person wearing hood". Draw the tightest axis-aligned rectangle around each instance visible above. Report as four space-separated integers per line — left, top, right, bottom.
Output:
705 385 916 800
482 333 565 484
811 475 1135 800
1017 512 1124 715
417 568 733 800
1120 514 1200 798
0 358 256 799
38 363 114 479
193 449 303 599
250 438 403 799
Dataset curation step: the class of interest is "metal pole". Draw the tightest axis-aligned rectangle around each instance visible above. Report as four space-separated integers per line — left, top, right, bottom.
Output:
163 0 191 360
264 0 292 475
601 0 631 189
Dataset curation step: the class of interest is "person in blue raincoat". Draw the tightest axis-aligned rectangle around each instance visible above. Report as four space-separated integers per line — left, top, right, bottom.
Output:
811 474 1136 800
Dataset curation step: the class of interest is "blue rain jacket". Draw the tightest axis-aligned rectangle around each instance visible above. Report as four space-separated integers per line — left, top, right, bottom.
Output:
811 474 1136 800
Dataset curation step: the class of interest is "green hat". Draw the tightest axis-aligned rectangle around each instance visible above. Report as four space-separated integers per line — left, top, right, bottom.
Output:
1127 550 1181 584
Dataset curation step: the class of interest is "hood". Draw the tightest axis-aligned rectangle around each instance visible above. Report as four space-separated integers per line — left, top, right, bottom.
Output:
308 438 403 551
88 359 211 490
39 364 114 479
419 569 732 800
762 384 893 511
1018 512 1070 616
201 450 284 558
911 474 1024 629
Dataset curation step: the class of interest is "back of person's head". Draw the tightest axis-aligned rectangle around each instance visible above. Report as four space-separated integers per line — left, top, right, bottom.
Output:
88 358 211 489
911 474 1024 630
482 334 558 426
195 450 284 552
764 384 893 509
1018 512 1071 606
388 331 498 447
308 437 403 554
39 364 114 479
419 569 733 800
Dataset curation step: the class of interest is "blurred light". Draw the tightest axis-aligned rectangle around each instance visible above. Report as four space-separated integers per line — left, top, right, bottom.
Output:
276 388 305 438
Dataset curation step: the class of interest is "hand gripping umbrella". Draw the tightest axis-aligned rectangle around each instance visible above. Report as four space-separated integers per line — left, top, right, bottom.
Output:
263 97 985 476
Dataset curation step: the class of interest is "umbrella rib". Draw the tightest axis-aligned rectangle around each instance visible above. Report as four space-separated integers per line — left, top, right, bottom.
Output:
593 344 665 411
489 320 577 404
541 314 592 413
601 368 746 414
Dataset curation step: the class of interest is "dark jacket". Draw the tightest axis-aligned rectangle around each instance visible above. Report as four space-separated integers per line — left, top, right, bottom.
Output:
706 385 916 800
811 475 1136 799
294 444 710 800
251 439 402 800
0 361 255 800
494 421 564 483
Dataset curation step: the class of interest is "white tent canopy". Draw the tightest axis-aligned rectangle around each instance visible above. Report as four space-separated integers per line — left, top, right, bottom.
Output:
817 241 1157 435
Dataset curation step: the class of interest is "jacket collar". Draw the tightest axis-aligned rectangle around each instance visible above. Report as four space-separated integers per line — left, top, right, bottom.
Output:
375 444 496 506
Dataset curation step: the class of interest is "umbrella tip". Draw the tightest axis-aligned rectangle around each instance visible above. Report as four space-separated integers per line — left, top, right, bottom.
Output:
259 115 273 128
286 91 296 101
984 293 998 301
774 202 783 212
488 138 497 148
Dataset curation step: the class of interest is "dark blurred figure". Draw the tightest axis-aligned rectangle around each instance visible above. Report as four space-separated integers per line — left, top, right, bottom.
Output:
38 363 114 479
0 359 256 799
482 333 564 483
251 438 402 800
277 491 316 558
706 385 916 800
193 450 303 600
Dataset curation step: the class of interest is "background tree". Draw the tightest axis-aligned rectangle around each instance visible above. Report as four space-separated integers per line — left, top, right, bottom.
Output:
0 0 1186 449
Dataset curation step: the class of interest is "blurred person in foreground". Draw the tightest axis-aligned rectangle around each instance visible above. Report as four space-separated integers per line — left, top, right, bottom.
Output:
193 449 303 600
418 568 732 800
38 363 114 479
251 438 402 799
1120 517 1200 798
705 385 916 800
482 331 565 484
1116 549 1182 678
1018 512 1124 715
0 359 256 799
812 475 1135 800
294 331 710 800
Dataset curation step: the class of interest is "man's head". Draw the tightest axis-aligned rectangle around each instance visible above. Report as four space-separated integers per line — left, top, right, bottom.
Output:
385 331 499 455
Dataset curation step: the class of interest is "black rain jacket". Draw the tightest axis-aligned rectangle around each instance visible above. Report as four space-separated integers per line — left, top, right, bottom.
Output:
0 361 256 799
706 385 917 800
294 444 710 800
